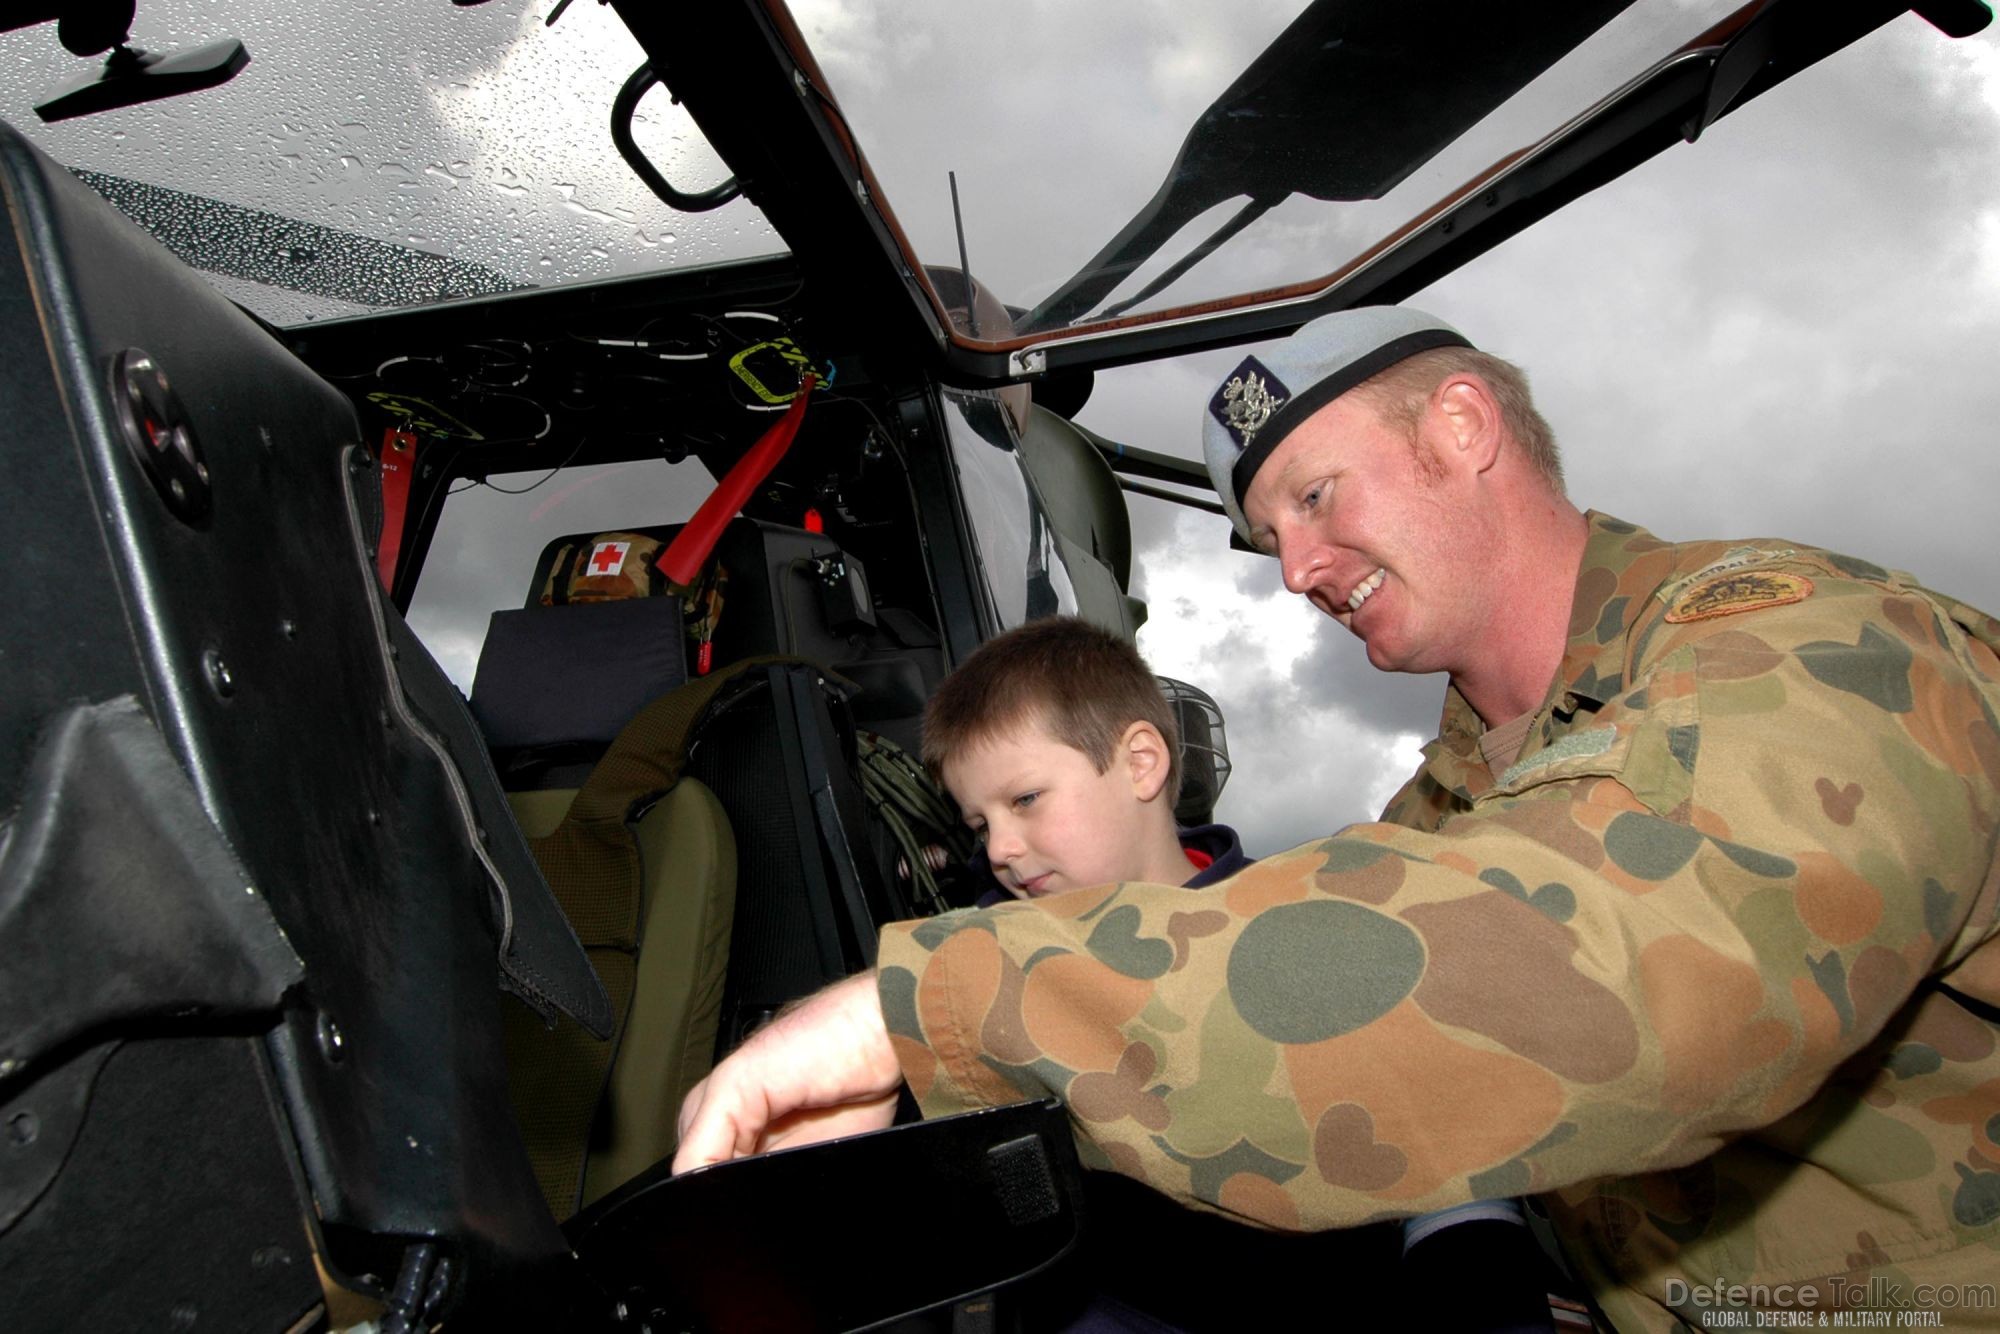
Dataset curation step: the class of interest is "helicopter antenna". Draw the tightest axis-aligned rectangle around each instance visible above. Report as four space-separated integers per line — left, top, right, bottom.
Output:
947 170 980 339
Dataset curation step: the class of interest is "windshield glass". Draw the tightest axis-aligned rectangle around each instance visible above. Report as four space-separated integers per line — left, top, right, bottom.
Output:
0 0 785 325
795 0 1757 344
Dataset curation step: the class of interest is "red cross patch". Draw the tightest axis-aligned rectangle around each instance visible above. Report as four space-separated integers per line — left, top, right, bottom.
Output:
587 540 631 577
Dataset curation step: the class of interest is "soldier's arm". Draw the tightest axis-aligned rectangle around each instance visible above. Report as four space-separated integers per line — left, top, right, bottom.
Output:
878 578 2000 1229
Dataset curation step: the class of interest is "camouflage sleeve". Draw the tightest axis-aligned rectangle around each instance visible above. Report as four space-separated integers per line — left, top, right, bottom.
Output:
875 574 2000 1230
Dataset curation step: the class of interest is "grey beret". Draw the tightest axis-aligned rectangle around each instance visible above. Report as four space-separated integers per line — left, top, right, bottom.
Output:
1202 306 1472 549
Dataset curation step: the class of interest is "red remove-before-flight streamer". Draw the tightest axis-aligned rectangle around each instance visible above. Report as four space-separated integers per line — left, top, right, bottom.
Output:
657 373 815 587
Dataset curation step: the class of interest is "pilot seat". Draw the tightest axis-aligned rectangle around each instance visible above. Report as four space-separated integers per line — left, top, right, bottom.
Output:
468 514 949 1218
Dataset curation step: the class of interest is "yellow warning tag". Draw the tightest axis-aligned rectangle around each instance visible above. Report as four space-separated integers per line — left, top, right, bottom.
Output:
1664 571 1814 623
728 338 818 404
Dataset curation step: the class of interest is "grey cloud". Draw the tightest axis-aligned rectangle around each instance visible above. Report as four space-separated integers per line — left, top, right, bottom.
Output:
1122 498 1435 851
1288 633 1445 739
794 0 1306 305
1204 668 1423 852
1418 18 2000 610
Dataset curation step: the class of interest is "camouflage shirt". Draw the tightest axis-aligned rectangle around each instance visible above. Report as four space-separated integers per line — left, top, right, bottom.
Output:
876 514 2000 1329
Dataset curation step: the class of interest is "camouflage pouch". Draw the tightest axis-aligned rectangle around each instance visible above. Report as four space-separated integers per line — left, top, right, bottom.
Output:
540 531 670 605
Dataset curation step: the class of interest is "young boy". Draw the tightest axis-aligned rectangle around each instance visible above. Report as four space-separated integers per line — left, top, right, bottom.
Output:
920 615 1247 907
924 616 1281 1330
921 617 1558 1332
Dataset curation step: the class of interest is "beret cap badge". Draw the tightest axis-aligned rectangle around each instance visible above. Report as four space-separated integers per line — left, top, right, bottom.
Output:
1211 356 1290 451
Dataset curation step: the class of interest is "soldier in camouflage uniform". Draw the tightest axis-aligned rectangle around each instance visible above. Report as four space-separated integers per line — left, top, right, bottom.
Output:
678 308 2000 1330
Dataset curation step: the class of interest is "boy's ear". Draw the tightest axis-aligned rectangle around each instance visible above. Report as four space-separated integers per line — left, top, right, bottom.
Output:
1121 721 1172 803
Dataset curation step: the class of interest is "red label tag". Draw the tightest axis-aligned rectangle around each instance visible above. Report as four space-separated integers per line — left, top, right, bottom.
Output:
696 641 714 676
376 429 418 592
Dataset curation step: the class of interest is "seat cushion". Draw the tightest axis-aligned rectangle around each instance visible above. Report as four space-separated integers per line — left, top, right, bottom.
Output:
503 778 736 1215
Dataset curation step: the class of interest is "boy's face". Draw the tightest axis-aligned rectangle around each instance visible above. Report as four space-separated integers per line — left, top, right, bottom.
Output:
941 716 1161 899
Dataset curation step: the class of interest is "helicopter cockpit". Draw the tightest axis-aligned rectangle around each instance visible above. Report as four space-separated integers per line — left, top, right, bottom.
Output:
1 1 1991 1329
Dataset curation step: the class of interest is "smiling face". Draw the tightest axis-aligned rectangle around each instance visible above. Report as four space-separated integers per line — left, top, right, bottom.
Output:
1242 384 1496 680
940 713 1185 899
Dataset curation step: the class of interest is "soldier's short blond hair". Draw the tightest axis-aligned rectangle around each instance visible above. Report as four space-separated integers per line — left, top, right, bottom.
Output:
1353 347 1565 492
922 616 1181 801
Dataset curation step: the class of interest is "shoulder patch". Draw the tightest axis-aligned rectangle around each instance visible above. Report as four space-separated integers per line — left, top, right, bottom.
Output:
1665 570 1814 624
1496 725 1616 789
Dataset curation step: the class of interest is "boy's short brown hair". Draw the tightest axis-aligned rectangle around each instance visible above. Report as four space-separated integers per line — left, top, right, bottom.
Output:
922 616 1181 799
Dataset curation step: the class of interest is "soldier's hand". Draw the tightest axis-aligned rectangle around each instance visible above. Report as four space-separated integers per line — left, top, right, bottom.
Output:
673 971 903 1171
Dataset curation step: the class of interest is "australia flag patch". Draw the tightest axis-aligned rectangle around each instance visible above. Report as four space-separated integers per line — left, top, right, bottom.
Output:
1208 355 1290 454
